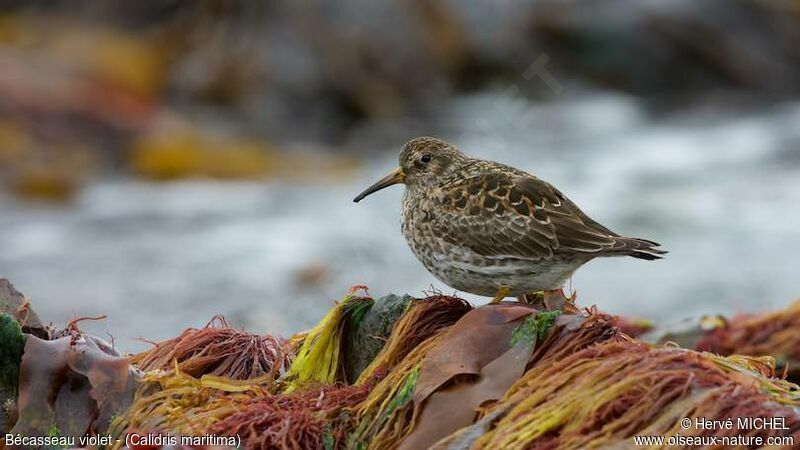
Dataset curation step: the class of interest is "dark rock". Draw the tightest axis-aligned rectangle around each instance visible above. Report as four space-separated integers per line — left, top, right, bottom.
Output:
658 326 705 349
523 0 800 102
343 294 415 384
0 279 48 340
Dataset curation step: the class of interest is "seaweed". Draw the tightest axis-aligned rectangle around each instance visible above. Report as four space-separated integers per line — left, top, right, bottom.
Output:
207 372 381 450
471 341 800 449
509 310 561 348
12 333 138 442
130 315 289 381
284 294 374 390
348 333 447 450
10 285 800 450
382 365 420 419
355 295 472 385
694 300 800 381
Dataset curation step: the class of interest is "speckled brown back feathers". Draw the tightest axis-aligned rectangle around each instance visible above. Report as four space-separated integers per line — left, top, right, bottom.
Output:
415 163 665 262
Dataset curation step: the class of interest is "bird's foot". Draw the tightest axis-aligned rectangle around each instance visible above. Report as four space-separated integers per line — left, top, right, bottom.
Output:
490 286 513 304
519 289 578 312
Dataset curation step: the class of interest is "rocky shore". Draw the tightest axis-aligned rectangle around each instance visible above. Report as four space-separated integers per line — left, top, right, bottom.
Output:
2 278 800 449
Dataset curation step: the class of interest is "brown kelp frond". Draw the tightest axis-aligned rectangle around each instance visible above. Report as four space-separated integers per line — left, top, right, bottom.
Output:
356 295 472 385
473 341 800 449
696 300 800 378
412 304 542 407
283 294 374 390
130 315 288 381
402 306 562 449
350 305 564 450
13 334 138 440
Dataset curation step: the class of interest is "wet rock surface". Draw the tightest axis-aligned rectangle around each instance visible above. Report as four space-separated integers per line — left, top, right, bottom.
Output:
343 293 414 384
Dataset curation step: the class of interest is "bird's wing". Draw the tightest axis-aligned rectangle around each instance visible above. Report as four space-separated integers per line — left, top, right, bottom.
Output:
430 171 622 260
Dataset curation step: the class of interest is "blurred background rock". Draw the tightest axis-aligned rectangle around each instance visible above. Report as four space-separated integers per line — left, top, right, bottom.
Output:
1 0 799 351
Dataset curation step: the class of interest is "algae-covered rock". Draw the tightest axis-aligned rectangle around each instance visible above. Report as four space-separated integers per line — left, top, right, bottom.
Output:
343 294 415 384
0 279 48 340
0 314 24 394
0 279 44 433
0 313 24 433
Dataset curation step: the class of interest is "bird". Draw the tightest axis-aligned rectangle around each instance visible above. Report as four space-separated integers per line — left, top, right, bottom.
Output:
353 137 666 304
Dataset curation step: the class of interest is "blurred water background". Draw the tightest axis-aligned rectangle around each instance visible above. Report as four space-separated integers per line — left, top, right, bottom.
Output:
1 1 799 351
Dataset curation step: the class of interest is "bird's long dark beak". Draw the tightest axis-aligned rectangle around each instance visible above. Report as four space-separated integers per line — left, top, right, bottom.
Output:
353 167 405 202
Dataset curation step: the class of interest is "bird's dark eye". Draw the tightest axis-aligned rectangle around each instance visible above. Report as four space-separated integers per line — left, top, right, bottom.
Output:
420 154 432 163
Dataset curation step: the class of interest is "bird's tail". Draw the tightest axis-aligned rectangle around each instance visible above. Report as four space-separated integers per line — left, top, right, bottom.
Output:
612 237 667 260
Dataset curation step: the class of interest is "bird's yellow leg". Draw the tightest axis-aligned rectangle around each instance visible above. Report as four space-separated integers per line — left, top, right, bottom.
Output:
490 286 513 304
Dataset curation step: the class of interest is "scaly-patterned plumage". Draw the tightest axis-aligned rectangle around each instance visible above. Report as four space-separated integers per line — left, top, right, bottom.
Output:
355 137 665 298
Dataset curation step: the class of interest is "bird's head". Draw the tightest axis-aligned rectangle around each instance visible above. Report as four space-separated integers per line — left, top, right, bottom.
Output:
354 137 466 202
